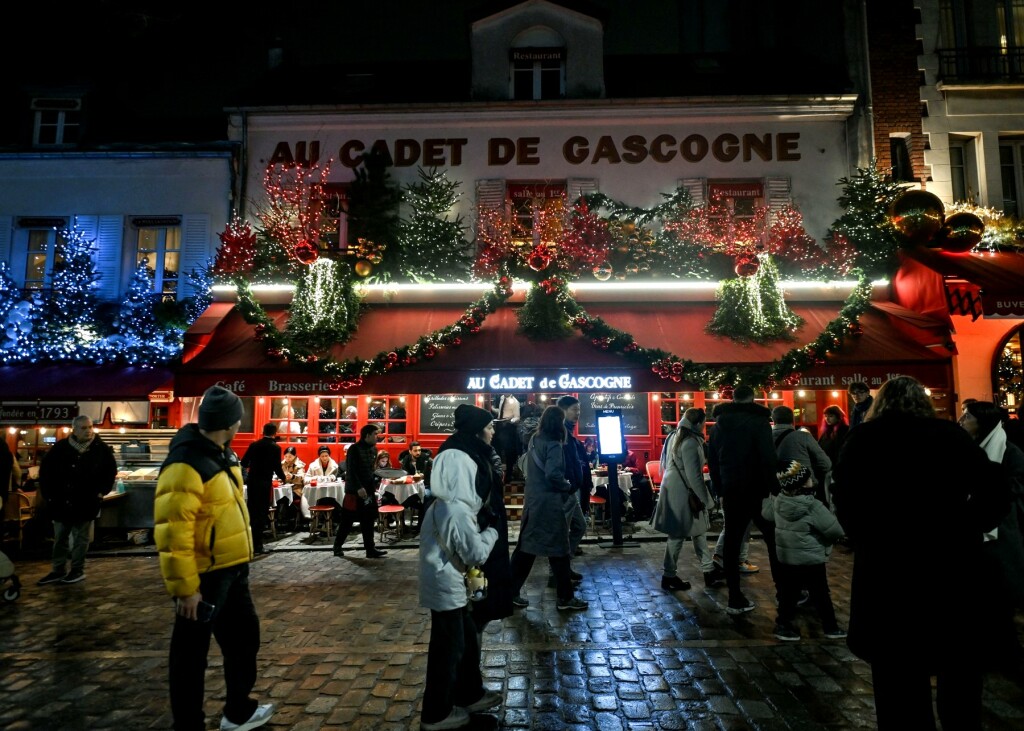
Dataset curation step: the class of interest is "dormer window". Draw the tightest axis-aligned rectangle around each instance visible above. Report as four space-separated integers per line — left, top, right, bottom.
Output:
31 98 81 147
510 27 565 100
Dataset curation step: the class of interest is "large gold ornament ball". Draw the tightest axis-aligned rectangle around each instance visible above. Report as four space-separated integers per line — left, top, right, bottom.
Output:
889 190 945 246
593 261 613 281
936 211 984 253
354 260 373 277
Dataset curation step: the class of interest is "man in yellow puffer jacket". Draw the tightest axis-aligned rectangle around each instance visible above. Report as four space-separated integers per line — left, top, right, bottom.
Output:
155 385 274 731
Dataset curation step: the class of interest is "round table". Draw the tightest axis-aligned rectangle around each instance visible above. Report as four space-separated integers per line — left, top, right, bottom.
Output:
380 479 425 504
591 471 632 497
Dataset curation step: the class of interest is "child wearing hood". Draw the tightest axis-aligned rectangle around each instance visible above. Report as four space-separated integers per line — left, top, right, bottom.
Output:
762 460 846 642
418 404 502 730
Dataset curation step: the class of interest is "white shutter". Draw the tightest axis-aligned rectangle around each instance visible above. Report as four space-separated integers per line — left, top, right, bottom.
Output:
679 178 705 206
0 216 12 264
95 216 123 300
180 214 212 299
567 178 599 205
74 215 98 241
475 179 506 210
765 176 792 225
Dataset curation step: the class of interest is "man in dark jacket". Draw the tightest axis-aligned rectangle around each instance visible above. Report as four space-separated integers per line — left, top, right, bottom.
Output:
707 386 781 614
241 423 287 554
37 415 117 585
555 396 588 568
848 382 873 428
334 424 387 558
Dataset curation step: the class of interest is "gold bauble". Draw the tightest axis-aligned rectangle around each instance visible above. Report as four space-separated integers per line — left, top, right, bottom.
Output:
889 190 944 246
354 260 373 277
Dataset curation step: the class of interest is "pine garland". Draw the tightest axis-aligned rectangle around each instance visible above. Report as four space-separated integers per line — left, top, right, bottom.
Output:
707 255 803 343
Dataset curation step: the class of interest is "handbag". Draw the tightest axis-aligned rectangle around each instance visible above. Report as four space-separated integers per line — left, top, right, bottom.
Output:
687 490 705 516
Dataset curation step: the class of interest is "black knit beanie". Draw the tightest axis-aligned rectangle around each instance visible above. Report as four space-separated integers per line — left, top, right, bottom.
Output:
198 386 244 431
453 404 493 435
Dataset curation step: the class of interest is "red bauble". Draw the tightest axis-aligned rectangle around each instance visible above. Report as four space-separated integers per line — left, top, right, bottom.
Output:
734 254 760 277
293 240 319 265
527 246 552 271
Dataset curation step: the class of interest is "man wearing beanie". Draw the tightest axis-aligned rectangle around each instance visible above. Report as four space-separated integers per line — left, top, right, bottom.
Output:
334 424 388 558
241 423 287 555
155 385 275 731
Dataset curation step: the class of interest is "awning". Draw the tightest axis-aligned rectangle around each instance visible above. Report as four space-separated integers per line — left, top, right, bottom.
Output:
175 299 951 395
904 248 1024 319
0 365 175 401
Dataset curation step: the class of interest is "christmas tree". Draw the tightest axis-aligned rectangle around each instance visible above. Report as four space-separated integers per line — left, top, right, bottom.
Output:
346 147 401 281
396 167 472 282
707 255 802 344
286 257 359 351
830 163 906 278
183 258 215 325
40 225 100 357
213 217 258 276
118 259 160 344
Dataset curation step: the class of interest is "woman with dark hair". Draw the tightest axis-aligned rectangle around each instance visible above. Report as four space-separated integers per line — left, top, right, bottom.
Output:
960 400 1024 669
833 376 1009 729
817 405 849 464
508 405 588 611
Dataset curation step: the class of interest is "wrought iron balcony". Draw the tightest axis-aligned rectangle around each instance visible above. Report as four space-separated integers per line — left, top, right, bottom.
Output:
937 46 1024 83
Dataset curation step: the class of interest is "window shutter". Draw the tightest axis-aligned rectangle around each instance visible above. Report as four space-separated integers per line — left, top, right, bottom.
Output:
765 176 792 224
475 179 506 210
180 214 212 299
679 178 705 206
567 178 599 205
95 216 123 300
74 215 98 241
0 216 12 264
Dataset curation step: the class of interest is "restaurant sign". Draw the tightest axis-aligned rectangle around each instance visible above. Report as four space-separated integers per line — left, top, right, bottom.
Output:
465 371 634 392
0 402 79 424
982 293 1024 319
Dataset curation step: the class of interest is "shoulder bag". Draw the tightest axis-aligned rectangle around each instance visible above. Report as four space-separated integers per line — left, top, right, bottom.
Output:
668 432 706 516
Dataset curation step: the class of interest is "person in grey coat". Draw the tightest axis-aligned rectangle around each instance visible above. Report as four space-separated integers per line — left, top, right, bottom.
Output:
651 408 721 591
761 460 845 642
418 404 501 731
508 405 588 611
770 406 832 506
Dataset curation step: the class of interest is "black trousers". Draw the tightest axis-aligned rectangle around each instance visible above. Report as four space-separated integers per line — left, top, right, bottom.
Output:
422 605 485 724
775 562 838 630
246 488 270 553
871 662 982 730
721 494 781 604
332 500 377 553
169 564 259 731
509 547 573 601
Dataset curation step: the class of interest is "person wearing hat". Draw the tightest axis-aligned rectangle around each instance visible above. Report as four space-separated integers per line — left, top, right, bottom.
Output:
305 445 340 481
334 425 388 558
241 423 287 555
418 403 504 729
154 385 275 731
760 459 846 642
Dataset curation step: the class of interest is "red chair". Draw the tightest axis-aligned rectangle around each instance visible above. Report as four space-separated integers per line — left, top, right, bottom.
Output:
646 460 662 495
377 504 405 543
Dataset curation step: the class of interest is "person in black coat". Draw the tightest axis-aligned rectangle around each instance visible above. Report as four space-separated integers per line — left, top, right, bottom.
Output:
241 423 287 554
36 415 118 585
334 424 387 559
833 377 1009 730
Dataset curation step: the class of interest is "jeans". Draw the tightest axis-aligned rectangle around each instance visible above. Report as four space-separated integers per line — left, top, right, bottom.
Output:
510 547 574 602
663 534 715 577
714 515 750 562
775 562 838 630
51 520 92 573
721 495 780 604
169 564 260 731
422 605 485 724
333 500 377 553
871 663 982 730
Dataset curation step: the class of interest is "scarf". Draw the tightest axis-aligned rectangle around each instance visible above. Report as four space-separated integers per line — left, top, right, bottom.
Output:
979 423 1008 542
437 430 500 503
69 434 93 454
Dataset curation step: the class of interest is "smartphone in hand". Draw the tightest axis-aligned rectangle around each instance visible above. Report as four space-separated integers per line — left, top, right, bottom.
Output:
196 600 216 623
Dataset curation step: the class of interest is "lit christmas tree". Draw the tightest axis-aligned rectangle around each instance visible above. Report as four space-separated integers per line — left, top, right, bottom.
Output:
118 259 160 344
707 255 802 344
183 258 215 324
830 163 905 278
346 147 401 281
0 261 19 327
39 225 100 358
213 217 258 275
397 167 472 282
286 257 359 351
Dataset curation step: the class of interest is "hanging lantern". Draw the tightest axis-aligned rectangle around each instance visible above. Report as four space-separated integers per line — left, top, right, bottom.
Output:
936 211 984 253
593 261 613 281
889 190 944 246
527 246 552 272
293 240 319 265
354 260 373 277
734 253 760 277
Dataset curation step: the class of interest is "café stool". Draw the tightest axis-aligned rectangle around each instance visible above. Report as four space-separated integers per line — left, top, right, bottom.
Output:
588 495 608 537
377 505 405 543
309 505 334 540
267 506 278 540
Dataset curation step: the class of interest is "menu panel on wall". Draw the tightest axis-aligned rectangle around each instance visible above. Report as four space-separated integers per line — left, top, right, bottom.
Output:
578 394 649 435
418 394 474 434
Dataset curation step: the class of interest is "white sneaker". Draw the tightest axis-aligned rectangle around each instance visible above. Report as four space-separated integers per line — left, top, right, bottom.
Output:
420 706 469 730
220 703 275 731
464 689 502 713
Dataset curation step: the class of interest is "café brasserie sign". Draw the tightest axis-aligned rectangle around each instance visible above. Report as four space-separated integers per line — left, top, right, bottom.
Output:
466 371 633 392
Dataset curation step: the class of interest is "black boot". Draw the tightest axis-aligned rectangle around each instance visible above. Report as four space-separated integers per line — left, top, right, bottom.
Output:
661 575 690 591
704 568 726 587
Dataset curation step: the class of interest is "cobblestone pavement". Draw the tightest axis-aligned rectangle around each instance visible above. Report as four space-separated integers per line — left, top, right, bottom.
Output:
2 530 1023 730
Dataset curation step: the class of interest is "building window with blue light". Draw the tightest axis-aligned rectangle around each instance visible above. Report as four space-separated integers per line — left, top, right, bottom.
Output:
133 220 181 301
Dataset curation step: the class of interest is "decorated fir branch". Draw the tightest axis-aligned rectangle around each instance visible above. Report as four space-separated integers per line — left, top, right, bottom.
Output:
706 254 803 344
517 276 574 340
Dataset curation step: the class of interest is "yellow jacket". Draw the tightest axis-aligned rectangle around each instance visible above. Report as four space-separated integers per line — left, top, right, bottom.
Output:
154 424 252 597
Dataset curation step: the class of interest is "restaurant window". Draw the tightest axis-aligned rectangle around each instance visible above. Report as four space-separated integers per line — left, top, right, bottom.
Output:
996 328 1024 417
312 396 358 443
23 227 66 290
366 395 408 443
508 182 567 247
31 97 81 148
510 44 565 101
10 425 64 472
316 183 350 252
272 398 307 442
1000 139 1024 216
133 218 181 301
707 181 766 246
181 395 255 434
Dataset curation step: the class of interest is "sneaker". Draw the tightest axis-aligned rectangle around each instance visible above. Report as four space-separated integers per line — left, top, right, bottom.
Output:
661 576 691 591
420 706 469 730
712 553 724 569
725 597 756 615
556 597 589 611
60 570 86 584
365 549 388 558
703 568 726 588
823 627 848 639
220 702 275 731
511 594 529 608
773 623 801 642
464 689 503 713
738 561 760 574
37 571 66 586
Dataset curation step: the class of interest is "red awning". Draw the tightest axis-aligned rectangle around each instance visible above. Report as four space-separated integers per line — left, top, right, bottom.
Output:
0 365 174 401
175 299 950 395
904 248 1024 319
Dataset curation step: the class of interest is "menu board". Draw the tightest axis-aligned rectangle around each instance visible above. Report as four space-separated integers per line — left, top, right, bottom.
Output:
578 393 649 435
418 394 474 434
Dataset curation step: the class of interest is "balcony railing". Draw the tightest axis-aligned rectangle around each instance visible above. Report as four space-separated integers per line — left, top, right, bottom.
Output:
937 46 1024 83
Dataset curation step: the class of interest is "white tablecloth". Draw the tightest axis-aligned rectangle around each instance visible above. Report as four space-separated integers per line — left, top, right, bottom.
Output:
250 482 345 519
381 479 425 504
591 472 632 497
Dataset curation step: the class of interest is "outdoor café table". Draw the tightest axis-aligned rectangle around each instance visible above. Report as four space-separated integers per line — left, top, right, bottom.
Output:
591 470 632 498
379 477 426 504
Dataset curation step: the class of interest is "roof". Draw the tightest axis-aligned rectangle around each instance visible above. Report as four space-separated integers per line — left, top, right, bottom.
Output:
0 365 174 401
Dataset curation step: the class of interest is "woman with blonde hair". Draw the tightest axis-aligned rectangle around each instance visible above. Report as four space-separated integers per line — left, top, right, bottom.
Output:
833 376 1009 729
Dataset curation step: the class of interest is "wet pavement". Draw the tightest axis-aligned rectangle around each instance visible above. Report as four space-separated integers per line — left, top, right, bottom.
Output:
2 524 1024 730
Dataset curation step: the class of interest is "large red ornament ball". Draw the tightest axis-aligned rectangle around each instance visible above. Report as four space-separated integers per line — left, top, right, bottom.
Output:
293 240 319 265
889 190 945 246
354 260 373 277
734 254 760 277
936 211 984 253
527 246 552 272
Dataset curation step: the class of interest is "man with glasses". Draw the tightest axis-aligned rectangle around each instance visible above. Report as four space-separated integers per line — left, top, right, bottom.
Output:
848 382 874 429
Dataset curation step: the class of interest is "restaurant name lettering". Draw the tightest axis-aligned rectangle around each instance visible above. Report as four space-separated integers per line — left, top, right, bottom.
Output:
269 132 802 170
466 372 633 392
0 402 79 424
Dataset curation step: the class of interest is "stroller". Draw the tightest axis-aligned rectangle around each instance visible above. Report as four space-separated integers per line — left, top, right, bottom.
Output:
0 550 20 602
